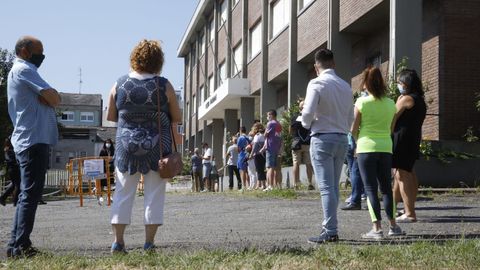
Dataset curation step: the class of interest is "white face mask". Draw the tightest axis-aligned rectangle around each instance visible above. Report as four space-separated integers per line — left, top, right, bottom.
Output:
106 143 111 148
397 83 407 95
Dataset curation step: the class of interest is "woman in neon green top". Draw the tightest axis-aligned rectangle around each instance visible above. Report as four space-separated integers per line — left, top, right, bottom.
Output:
351 67 405 240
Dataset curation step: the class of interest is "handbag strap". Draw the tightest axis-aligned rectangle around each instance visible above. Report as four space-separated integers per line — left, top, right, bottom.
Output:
155 77 178 158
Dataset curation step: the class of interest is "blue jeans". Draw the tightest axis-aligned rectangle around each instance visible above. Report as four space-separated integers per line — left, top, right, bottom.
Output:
346 140 364 205
310 134 348 236
8 144 49 254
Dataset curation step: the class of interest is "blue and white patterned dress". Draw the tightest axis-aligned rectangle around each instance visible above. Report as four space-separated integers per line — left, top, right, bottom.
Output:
114 75 172 175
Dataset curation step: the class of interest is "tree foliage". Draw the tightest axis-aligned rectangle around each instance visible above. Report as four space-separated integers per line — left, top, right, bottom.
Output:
0 48 15 162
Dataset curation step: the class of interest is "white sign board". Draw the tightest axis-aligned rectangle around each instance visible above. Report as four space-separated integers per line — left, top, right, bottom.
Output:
83 159 105 181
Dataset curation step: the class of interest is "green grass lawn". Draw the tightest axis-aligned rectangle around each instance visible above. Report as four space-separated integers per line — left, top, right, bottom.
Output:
2 240 479 270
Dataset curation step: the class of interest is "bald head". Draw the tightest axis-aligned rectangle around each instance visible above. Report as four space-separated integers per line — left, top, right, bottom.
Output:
15 36 45 67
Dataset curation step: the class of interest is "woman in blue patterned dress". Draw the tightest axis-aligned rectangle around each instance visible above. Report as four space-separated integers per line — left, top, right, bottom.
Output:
106 40 182 253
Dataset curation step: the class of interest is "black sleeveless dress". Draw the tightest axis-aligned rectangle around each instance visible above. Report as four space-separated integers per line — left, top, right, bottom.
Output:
392 93 427 172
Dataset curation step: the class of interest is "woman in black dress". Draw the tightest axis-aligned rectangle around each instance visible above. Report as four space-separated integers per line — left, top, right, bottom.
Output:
392 69 426 223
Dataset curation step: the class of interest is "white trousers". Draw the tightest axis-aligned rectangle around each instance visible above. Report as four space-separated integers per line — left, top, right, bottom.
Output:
110 168 167 225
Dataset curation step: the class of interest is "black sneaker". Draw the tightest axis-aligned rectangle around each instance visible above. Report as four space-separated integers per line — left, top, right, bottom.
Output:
308 185 315 190
341 203 361 210
9 246 41 258
308 230 339 244
0 197 6 206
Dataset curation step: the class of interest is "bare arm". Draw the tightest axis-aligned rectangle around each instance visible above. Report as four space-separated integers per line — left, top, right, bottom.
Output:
350 106 362 142
166 81 182 123
39 88 61 107
392 95 414 132
106 84 118 122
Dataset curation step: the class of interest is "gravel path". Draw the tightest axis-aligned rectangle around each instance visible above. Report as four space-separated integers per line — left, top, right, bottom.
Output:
0 190 479 258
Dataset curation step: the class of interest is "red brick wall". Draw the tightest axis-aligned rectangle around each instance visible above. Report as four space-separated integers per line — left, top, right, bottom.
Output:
297 0 328 61
248 0 262 27
421 0 441 140
198 54 206 87
247 54 262 93
231 2 243 45
268 29 289 81
440 0 480 140
218 24 228 64
339 0 384 31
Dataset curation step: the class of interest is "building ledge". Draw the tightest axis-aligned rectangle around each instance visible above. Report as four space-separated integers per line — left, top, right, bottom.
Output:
198 78 250 121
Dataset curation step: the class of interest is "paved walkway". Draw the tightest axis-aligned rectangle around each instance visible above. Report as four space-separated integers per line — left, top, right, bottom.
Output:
0 191 479 258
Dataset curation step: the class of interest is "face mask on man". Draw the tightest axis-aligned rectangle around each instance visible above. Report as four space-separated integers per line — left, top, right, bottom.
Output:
29 53 45 68
106 143 111 148
397 83 407 95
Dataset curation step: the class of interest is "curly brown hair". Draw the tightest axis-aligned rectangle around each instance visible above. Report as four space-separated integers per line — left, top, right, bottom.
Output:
130 39 164 74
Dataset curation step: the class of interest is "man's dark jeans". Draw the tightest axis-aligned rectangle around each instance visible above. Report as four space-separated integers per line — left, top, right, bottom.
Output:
346 141 364 206
228 165 241 189
7 144 49 255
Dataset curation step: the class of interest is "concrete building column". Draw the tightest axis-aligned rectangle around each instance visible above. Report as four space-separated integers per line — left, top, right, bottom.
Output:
389 0 422 76
328 0 352 82
240 97 255 130
288 0 309 106
203 122 212 147
260 0 277 121
211 119 224 168
224 109 238 140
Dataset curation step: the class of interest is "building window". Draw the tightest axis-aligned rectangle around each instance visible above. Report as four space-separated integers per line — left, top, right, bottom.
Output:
366 53 382 68
208 75 215 95
232 0 240 9
271 0 290 38
61 111 74 121
199 32 205 56
80 151 87 157
192 95 197 114
219 0 227 28
218 61 227 86
68 152 75 160
200 85 205 102
80 112 94 122
209 19 215 43
177 124 184 135
55 151 62 163
232 43 243 75
249 21 262 59
298 0 314 11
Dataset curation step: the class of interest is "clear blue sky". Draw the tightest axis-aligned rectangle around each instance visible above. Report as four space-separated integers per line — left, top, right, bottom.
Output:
0 0 198 107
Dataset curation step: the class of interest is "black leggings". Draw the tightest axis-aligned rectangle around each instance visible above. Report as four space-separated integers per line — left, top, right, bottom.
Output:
357 152 395 222
254 154 266 181
228 165 241 189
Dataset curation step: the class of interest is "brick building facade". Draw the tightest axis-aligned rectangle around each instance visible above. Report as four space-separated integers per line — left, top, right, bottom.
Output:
178 0 480 168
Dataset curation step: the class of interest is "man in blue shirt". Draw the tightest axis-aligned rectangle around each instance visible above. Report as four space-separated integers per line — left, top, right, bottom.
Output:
6 36 61 258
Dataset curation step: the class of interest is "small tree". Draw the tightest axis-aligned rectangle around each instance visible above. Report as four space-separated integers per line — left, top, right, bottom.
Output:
280 101 301 167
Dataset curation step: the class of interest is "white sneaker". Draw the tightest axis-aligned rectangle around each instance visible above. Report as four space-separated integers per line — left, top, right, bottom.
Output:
97 197 104 206
345 195 351 203
362 229 384 240
388 224 406 236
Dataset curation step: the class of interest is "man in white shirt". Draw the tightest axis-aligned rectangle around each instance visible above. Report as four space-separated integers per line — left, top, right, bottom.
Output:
202 142 213 192
301 49 354 244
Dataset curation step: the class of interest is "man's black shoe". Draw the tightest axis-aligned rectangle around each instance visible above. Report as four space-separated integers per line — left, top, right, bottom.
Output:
8 246 41 258
341 203 361 210
0 197 6 206
308 231 339 244
38 200 47 205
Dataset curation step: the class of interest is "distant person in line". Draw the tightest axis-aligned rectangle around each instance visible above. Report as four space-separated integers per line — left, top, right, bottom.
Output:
341 70 369 211
107 39 182 253
301 49 353 244
237 126 250 192
97 138 115 205
191 148 202 192
0 137 21 207
210 155 220 192
6 36 61 258
201 142 213 192
246 143 256 190
392 69 427 223
261 110 282 191
225 136 241 190
250 123 267 190
290 98 314 190
351 67 405 240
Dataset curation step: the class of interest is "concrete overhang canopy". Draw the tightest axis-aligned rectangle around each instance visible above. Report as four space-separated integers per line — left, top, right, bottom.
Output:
198 78 250 121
